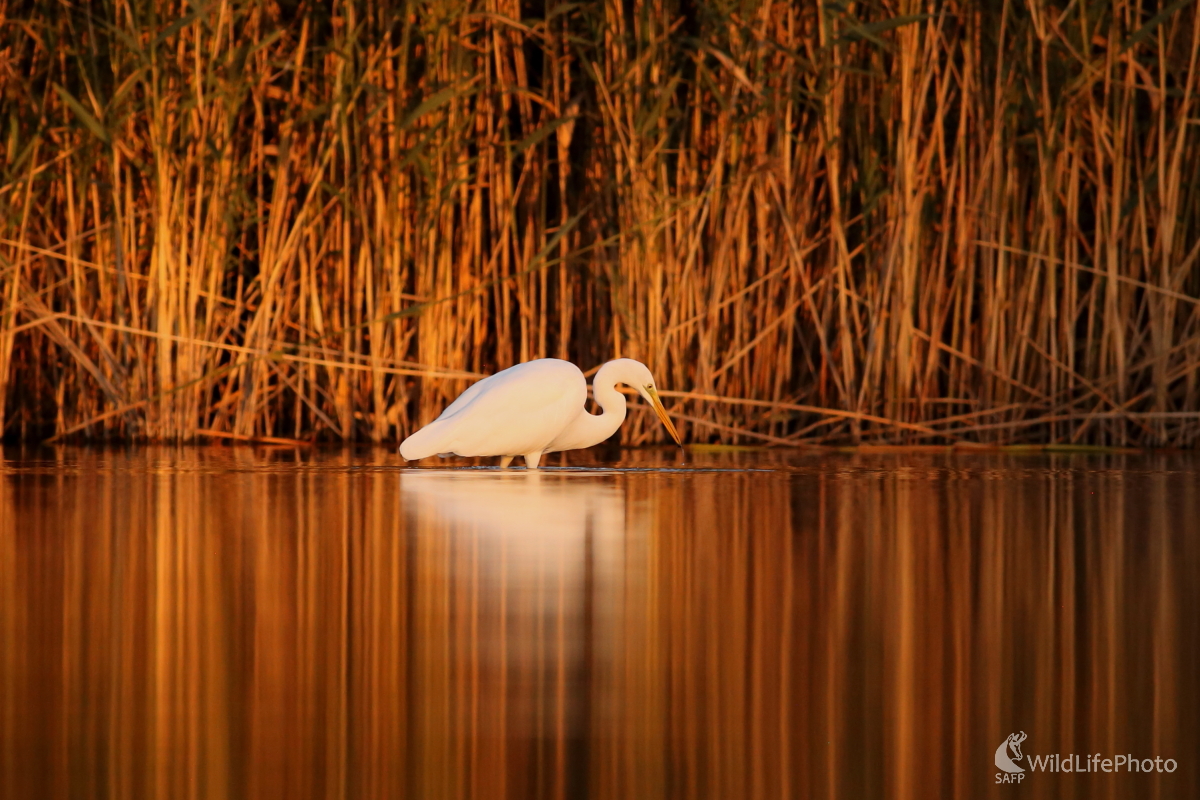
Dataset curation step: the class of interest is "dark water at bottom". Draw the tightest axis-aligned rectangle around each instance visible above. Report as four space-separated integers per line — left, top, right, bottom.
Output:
1 447 1197 799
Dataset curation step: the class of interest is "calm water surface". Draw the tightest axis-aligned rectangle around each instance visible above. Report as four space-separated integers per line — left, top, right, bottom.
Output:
2 446 1198 799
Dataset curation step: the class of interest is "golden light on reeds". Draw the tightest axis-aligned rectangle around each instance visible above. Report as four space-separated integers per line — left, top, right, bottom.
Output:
1 448 1197 799
1 2 1199 446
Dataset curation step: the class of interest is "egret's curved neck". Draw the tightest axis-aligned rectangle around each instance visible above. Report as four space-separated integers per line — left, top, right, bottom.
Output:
586 365 629 443
593 366 629 417
553 363 629 450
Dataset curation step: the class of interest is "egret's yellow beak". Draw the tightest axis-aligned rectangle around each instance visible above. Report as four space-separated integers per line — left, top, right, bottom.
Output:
645 387 682 446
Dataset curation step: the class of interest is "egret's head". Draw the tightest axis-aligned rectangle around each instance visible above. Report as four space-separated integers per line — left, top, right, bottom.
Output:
603 358 683 447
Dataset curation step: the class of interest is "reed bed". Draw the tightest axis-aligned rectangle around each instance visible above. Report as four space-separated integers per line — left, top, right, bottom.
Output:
2 0 1200 445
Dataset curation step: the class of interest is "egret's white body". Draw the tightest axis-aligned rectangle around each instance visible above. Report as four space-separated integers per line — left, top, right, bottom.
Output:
399 358 681 468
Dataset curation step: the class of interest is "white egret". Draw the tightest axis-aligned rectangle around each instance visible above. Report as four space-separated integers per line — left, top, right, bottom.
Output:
399 358 682 468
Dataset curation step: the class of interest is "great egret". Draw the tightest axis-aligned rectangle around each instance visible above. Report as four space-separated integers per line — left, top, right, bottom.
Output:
399 358 682 468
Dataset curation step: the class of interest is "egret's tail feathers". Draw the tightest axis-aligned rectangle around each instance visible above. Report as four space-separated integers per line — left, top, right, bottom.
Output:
399 422 454 461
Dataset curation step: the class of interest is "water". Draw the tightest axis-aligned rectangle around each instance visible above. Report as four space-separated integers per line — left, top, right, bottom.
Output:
2 446 1197 799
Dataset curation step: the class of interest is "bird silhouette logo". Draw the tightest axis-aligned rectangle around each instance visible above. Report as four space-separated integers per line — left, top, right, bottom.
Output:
995 732 1028 773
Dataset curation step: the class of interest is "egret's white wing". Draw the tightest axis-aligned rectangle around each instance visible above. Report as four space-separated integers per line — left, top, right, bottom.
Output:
400 359 586 459
435 371 498 420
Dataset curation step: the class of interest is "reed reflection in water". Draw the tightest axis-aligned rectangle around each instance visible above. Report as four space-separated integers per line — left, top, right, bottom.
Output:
1 448 1197 799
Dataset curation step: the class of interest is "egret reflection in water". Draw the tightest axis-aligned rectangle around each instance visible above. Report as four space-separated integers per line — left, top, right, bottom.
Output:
399 468 632 757
399 468 632 621
400 468 630 545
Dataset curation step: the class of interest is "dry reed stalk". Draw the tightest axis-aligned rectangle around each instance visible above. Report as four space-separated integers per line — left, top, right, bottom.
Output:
1 0 1199 446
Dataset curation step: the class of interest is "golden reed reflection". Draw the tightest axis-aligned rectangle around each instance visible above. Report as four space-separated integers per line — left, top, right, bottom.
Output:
1 448 1197 799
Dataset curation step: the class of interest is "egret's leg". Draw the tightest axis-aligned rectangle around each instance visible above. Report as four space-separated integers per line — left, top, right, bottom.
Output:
499 456 514 469
524 451 542 469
